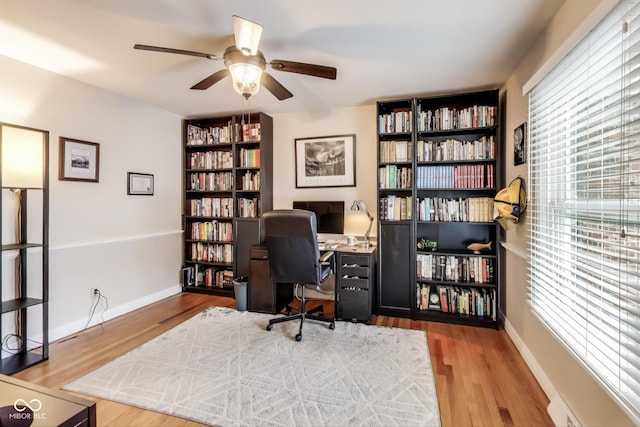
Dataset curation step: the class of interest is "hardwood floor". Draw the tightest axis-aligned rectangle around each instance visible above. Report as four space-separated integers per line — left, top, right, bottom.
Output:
14 293 553 426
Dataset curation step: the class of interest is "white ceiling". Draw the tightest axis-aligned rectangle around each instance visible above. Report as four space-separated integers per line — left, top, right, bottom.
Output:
0 0 565 118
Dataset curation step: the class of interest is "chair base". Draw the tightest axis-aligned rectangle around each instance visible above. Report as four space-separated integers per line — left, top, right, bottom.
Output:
266 303 335 341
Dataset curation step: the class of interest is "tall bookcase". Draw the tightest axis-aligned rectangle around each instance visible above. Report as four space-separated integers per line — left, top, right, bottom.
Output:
377 89 500 328
182 112 272 297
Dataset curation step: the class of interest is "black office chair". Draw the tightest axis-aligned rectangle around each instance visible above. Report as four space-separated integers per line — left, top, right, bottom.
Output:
263 209 336 341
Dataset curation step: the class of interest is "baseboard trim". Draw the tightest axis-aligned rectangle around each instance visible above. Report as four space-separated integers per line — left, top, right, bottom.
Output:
50 285 182 342
503 317 561 425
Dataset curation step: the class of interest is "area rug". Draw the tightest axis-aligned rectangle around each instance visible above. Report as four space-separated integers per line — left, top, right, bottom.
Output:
64 307 441 426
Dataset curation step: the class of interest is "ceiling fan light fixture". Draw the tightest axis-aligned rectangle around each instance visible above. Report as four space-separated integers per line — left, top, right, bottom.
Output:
229 62 262 99
232 15 262 56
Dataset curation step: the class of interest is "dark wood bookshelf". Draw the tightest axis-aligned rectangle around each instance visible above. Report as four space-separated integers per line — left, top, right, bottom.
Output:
376 89 501 329
182 112 272 296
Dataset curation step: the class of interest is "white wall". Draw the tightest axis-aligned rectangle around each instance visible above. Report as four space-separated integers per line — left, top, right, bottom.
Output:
501 0 636 425
0 55 183 342
271 106 378 239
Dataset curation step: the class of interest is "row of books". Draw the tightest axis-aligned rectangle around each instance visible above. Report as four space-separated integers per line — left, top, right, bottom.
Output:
238 148 260 168
190 242 233 264
417 284 496 319
188 172 233 191
188 150 233 170
416 105 497 131
186 122 262 146
379 195 412 220
379 140 413 163
240 170 260 191
416 197 494 222
378 110 412 133
186 123 237 145
187 197 233 218
184 265 234 288
416 136 495 162
238 197 260 218
416 164 494 189
379 165 412 189
189 221 233 242
241 123 261 142
416 254 495 283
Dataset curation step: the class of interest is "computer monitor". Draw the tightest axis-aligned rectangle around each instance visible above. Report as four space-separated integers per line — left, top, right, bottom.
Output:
292 201 344 235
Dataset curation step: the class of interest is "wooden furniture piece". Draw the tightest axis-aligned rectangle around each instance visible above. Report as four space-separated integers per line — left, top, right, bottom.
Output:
335 247 376 323
0 123 49 374
0 374 95 426
182 112 272 297
248 245 294 314
377 89 501 328
249 243 377 323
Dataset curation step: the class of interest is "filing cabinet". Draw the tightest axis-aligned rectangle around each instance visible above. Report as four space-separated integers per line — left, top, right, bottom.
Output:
336 250 376 323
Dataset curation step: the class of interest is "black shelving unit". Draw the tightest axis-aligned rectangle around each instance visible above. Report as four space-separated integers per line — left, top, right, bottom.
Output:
182 113 272 297
376 89 501 329
0 122 49 374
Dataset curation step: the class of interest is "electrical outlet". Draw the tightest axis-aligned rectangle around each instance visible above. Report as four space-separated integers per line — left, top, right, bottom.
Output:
92 288 99 296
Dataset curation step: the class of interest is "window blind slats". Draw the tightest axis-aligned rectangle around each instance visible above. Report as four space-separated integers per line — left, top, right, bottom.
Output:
527 1 640 422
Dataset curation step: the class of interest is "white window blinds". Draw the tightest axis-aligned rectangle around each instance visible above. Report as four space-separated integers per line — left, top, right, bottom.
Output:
528 0 640 422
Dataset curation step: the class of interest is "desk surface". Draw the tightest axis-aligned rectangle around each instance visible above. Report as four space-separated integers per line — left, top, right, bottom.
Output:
318 242 376 254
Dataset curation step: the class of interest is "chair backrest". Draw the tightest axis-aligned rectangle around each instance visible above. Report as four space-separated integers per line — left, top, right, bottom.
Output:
263 209 322 285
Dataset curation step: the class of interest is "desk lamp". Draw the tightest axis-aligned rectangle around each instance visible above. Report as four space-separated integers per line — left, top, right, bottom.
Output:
350 200 374 247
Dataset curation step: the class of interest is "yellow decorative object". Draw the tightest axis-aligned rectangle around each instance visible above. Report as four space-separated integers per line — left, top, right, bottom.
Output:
494 176 527 230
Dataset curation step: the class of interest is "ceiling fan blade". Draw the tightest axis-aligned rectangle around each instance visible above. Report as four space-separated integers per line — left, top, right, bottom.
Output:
232 15 262 56
190 69 230 90
261 73 293 100
134 44 219 60
270 60 337 80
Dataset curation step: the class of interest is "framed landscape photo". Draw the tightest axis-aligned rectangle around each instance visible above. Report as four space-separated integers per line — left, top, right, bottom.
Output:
127 172 154 195
295 134 356 188
59 137 100 182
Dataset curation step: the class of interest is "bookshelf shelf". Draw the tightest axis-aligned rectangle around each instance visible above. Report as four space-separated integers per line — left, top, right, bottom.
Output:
376 89 500 329
182 113 272 296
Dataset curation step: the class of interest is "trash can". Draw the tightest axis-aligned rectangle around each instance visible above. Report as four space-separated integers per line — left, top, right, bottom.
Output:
233 276 248 311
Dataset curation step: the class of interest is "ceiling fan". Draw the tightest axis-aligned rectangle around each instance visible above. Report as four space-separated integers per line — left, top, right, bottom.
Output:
134 15 337 100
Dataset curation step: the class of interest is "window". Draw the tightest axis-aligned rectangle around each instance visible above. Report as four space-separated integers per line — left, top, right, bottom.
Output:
528 0 640 422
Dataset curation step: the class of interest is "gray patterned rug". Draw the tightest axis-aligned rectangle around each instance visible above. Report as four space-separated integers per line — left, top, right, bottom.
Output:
64 307 441 426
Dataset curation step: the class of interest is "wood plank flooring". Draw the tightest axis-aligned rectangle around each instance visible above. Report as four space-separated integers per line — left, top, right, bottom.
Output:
14 293 553 426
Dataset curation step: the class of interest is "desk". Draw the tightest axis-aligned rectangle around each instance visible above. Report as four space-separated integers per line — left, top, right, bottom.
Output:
248 244 376 323
0 374 96 427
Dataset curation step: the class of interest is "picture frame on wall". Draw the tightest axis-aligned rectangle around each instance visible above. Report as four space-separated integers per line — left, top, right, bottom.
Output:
127 172 154 195
294 134 356 188
514 122 526 166
59 137 100 182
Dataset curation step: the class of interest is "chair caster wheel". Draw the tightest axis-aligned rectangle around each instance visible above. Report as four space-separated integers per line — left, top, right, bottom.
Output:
329 322 335 330
295 333 302 341
266 324 273 331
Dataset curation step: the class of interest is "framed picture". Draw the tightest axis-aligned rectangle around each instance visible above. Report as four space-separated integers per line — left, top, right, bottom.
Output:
295 134 356 188
127 172 154 195
59 137 100 182
514 122 527 166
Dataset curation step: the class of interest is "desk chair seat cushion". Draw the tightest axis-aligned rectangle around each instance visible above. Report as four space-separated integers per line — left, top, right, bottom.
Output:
296 275 335 301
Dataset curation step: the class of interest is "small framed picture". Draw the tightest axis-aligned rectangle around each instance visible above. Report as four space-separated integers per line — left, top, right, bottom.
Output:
127 172 154 195
514 122 526 166
59 137 100 182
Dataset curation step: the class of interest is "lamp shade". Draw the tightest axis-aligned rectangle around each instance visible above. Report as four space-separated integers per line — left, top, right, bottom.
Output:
229 62 262 99
1 126 44 189
232 15 262 56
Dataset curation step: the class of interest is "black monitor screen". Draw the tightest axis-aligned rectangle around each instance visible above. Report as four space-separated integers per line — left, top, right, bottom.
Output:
292 201 344 234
